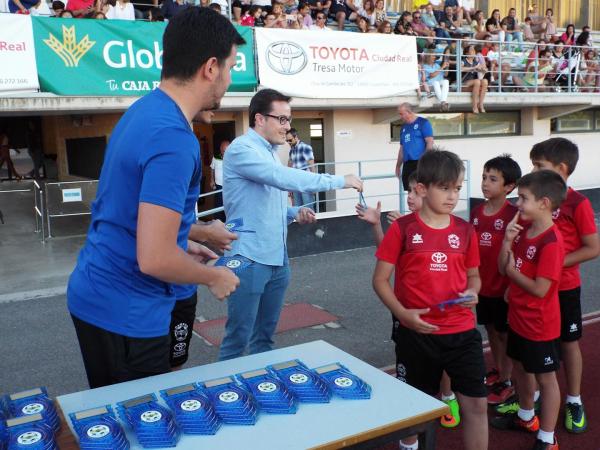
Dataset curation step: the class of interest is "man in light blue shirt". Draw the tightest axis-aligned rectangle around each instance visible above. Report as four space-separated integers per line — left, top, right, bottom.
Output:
220 88 363 360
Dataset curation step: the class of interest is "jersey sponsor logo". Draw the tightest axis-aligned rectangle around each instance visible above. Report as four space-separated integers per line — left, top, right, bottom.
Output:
414 123 419 130
404 134 411 143
480 232 492 247
430 252 448 272
515 257 523 271
174 342 187 352
494 219 505 230
552 208 560 219
473 217 479 225
526 246 537 260
448 234 460 249
412 233 423 244
174 323 189 342
570 323 578 333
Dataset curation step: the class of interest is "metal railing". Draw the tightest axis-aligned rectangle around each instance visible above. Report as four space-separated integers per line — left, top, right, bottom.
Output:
0 182 37 230
43 180 98 240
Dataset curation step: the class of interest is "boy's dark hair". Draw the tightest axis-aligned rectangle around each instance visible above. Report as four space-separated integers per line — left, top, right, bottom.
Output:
416 148 465 186
483 153 522 188
51 0 64 9
517 170 566 210
208 2 221 11
249 89 292 128
162 7 245 82
529 137 579 175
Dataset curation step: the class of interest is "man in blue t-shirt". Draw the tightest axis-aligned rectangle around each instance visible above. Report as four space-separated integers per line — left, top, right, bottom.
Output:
394 102 435 190
67 8 244 389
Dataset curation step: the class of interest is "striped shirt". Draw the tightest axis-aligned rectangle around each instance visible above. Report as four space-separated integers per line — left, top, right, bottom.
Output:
289 140 315 170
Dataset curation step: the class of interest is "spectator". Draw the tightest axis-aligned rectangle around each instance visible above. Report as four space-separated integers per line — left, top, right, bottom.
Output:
486 9 505 42
105 0 135 20
251 0 271 14
502 8 523 50
231 0 248 22
29 0 51 15
457 0 474 23
461 44 488 113
148 6 164 20
526 39 547 70
377 19 392 34
443 42 457 85
306 0 326 19
356 0 374 27
411 10 435 37
65 0 94 17
372 0 385 27
580 26 594 46
541 8 557 42
286 128 316 210
471 9 491 40
440 5 461 37
416 56 432 99
58 8 73 16
161 0 188 19
512 48 554 91
310 11 329 29
240 4 261 25
393 11 410 34
329 0 357 31
394 102 434 190
51 0 65 15
579 49 600 92
0 129 22 181
297 2 313 27
7 0 40 13
210 140 229 222
422 4 448 39
132 0 156 19
423 52 450 111
271 2 286 22
561 24 576 46
576 31 591 49
355 14 370 32
522 16 535 42
209 2 222 13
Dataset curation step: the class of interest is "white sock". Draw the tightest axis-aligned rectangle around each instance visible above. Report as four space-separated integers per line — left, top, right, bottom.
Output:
533 390 541 402
537 429 554 444
518 408 535 421
441 392 456 402
399 440 419 450
566 394 582 405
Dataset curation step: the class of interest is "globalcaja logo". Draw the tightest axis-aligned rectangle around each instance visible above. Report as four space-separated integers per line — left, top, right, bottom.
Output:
43 25 95 67
265 41 307 75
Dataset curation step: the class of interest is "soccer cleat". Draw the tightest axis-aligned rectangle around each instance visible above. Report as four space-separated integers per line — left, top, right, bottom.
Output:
485 368 500 387
564 402 587 433
494 396 541 416
531 438 559 450
490 412 539 433
440 397 460 428
488 382 515 405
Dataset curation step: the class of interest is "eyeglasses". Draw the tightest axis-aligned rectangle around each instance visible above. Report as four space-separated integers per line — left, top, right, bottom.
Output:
263 113 293 125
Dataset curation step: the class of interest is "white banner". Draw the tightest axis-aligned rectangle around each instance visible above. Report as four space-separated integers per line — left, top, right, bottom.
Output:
256 28 418 99
0 15 39 94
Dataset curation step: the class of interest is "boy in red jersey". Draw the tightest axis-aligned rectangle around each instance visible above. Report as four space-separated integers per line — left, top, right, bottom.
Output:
373 150 487 450
471 154 522 405
493 170 566 450
530 138 600 434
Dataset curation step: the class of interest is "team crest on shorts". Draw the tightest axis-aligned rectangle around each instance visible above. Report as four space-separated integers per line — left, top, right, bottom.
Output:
174 323 188 342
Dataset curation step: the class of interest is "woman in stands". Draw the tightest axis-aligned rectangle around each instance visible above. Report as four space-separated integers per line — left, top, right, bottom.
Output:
104 0 135 20
471 10 491 40
485 9 505 42
560 24 576 46
423 52 450 111
377 20 392 34
373 0 386 28
355 15 371 33
579 49 600 92
541 8 557 42
357 0 375 27
461 44 488 113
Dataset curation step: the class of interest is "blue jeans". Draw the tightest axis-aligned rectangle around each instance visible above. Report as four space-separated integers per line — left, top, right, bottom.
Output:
292 191 315 211
218 260 291 361
506 31 524 50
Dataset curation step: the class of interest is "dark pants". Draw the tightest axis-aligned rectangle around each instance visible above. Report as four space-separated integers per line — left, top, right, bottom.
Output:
401 159 419 191
71 315 171 388
214 184 226 222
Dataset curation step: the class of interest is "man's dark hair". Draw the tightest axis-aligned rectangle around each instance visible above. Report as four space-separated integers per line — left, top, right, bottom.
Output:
209 2 221 12
529 137 579 175
517 170 566 210
484 153 522 188
249 89 292 128
162 7 245 81
286 128 299 138
416 148 465 187
248 4 261 14
150 7 164 21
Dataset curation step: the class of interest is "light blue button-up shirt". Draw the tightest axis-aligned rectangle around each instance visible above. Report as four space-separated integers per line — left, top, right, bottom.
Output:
223 128 345 266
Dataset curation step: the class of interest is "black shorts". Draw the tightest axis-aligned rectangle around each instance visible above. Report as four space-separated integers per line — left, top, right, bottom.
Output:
71 315 170 389
393 325 487 398
506 328 561 374
559 287 582 342
169 292 198 368
476 295 508 332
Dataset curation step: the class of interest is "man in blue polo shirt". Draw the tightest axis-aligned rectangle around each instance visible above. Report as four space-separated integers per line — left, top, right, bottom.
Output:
394 102 435 191
67 8 244 388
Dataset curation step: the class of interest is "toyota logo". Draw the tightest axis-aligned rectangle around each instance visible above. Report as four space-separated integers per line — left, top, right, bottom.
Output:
431 252 447 263
481 232 492 241
265 42 307 75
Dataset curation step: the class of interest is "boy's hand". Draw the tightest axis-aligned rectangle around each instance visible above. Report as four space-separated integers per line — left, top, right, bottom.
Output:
387 210 403 224
399 308 440 334
458 289 478 308
504 211 523 243
356 201 381 225
296 207 317 224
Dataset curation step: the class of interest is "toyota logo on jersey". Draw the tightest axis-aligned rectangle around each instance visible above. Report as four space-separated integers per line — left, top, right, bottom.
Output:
430 252 448 272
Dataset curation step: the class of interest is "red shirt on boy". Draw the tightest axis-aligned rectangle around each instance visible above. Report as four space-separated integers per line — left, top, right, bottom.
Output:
508 224 564 341
471 201 519 297
552 188 597 291
376 213 480 335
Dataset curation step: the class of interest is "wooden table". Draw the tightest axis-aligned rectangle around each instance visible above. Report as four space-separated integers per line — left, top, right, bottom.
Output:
56 340 448 449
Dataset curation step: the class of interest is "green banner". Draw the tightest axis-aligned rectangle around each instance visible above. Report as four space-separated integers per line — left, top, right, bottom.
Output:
31 17 256 95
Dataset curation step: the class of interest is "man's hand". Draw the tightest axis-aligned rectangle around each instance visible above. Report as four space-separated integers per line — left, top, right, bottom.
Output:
296 207 316 224
398 308 439 334
458 288 479 308
356 201 381 225
202 220 238 252
504 211 523 243
344 174 363 191
207 267 240 300
187 241 218 264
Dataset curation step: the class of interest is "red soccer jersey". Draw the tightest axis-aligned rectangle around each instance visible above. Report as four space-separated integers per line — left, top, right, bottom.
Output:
508 224 564 341
553 188 597 291
471 201 518 297
376 213 480 335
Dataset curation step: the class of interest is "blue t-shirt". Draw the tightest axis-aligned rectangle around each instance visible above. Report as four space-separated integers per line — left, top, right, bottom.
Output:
173 211 198 301
423 63 444 84
67 88 201 338
400 117 434 162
